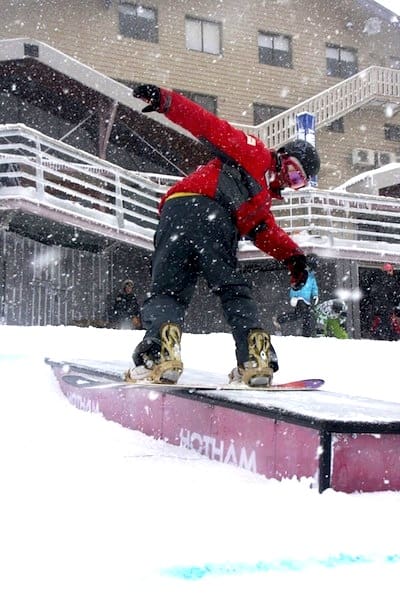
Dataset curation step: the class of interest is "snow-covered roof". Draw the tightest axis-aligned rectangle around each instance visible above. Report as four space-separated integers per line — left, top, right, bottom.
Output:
333 163 400 195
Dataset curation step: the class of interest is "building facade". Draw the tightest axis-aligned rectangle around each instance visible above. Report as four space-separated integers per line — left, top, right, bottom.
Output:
1 0 399 188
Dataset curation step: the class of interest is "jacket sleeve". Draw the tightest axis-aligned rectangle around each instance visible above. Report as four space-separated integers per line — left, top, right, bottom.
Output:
311 273 319 299
160 88 301 262
160 89 270 175
251 212 304 263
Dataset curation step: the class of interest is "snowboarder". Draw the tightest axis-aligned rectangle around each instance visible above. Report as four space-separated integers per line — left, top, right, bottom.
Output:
274 268 319 337
370 263 400 341
128 84 320 386
315 298 348 339
109 279 142 329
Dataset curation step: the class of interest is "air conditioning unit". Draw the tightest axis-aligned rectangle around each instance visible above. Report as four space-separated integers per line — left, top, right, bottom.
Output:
376 151 396 167
351 148 375 167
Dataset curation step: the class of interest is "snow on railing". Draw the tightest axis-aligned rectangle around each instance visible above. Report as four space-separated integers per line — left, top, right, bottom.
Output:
0 124 400 261
0 124 164 232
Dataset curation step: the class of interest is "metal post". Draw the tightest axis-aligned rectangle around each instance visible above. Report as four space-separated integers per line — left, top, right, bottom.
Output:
296 111 318 187
114 174 124 228
34 136 45 197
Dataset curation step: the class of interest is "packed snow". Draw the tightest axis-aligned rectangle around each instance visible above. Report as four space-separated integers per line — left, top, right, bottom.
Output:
1 325 400 600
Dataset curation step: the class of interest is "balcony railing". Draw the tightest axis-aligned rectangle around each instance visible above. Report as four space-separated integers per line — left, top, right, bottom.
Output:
0 124 399 263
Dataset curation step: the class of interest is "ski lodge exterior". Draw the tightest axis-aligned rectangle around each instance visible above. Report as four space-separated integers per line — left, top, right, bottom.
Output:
0 0 399 338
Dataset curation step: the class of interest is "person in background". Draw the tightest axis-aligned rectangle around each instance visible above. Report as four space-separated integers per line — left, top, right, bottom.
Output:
315 298 348 339
127 84 320 386
110 279 142 329
391 305 400 340
370 263 400 341
274 267 319 337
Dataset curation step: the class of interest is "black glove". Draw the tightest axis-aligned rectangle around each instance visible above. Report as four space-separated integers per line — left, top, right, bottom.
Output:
133 84 161 113
284 254 308 291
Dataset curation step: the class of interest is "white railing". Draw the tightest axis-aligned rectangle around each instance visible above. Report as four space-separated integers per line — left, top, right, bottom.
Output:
0 124 400 262
0 124 175 249
232 66 400 148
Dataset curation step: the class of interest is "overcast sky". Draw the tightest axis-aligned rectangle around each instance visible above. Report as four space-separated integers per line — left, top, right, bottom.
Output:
376 0 399 14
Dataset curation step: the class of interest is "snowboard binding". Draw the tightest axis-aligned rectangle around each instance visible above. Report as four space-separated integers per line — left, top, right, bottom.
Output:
230 329 276 387
126 323 183 384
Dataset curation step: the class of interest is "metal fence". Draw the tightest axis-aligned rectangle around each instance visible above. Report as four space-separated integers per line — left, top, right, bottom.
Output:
1 123 400 263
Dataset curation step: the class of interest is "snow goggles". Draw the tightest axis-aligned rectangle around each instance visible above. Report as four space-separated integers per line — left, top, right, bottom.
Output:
281 156 308 190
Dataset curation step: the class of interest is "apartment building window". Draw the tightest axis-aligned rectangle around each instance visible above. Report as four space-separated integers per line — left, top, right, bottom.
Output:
175 89 217 114
185 17 222 55
327 117 344 133
253 103 285 126
258 32 292 68
118 3 158 42
384 123 400 142
326 44 358 78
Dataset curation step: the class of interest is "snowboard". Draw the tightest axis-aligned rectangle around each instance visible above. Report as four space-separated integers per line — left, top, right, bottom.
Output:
45 358 324 392
121 377 324 392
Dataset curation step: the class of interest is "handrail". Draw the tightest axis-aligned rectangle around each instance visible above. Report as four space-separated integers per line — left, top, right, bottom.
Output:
232 66 400 148
0 124 400 263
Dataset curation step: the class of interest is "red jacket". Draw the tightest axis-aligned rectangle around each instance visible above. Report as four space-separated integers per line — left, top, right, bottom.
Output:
158 89 302 263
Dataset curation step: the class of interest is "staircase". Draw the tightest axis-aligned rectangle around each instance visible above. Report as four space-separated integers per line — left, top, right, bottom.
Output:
232 66 400 148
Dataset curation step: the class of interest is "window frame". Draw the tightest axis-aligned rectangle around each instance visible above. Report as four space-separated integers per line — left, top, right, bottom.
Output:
258 31 292 69
185 16 222 56
118 2 158 43
384 123 400 142
326 44 358 78
175 89 218 114
253 103 286 126
327 117 345 133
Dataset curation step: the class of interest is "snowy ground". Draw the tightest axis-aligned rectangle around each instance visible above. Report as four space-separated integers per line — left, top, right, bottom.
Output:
1 325 400 600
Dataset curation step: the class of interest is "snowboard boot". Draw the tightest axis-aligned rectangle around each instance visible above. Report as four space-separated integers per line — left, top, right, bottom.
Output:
229 329 278 387
126 323 183 384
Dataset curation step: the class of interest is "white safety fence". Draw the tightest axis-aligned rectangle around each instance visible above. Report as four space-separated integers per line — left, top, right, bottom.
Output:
0 124 400 262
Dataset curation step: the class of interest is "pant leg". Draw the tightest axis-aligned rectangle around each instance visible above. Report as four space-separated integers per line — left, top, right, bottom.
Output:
141 195 268 366
188 197 264 365
277 310 300 325
141 200 198 341
297 302 314 337
329 318 348 339
377 311 396 340
278 301 313 336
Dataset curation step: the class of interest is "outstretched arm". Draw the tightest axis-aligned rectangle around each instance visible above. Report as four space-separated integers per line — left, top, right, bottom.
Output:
133 84 269 174
252 214 302 263
251 217 308 289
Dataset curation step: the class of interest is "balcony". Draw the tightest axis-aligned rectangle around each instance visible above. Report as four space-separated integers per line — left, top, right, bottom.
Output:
1 124 400 264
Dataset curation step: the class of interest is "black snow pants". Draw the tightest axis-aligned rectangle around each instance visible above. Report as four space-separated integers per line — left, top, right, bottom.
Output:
140 195 264 365
277 299 315 337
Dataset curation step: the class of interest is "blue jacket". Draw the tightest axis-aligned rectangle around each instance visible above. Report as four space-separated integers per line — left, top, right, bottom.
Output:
289 270 319 306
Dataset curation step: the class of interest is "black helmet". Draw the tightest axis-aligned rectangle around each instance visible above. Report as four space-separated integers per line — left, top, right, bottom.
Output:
279 140 321 178
306 253 319 271
332 299 347 315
